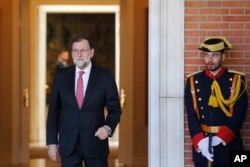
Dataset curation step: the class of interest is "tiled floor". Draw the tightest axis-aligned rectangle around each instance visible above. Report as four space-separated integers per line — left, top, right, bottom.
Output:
29 159 62 167
7 144 146 167
9 158 119 167
28 143 120 167
29 158 119 167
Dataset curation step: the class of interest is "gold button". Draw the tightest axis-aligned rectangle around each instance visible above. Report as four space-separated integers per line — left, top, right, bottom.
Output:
229 78 232 81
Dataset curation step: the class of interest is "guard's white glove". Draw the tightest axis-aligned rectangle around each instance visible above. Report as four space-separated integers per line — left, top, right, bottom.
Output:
198 137 214 161
212 136 225 146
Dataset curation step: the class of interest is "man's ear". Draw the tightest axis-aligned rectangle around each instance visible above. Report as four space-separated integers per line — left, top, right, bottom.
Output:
222 53 226 61
91 49 95 58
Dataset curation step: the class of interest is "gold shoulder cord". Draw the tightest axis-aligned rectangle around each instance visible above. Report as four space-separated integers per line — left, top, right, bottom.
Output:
190 74 246 118
190 76 200 119
208 74 246 117
229 74 238 115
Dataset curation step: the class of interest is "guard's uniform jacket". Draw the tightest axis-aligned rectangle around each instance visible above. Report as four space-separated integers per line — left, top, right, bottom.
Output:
185 67 248 164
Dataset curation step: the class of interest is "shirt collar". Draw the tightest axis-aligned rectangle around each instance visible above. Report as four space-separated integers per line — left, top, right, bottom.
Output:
205 66 225 79
75 62 92 75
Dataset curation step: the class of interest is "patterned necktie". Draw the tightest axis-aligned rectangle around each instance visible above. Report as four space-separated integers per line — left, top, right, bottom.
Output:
76 71 84 108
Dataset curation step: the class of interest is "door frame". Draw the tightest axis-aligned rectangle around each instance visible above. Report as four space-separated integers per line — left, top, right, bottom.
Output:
11 0 30 164
30 4 120 144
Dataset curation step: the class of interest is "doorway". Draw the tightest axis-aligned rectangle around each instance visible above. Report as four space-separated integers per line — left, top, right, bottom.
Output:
30 5 120 157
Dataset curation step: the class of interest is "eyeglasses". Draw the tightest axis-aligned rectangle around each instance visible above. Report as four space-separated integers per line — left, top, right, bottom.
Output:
71 48 91 55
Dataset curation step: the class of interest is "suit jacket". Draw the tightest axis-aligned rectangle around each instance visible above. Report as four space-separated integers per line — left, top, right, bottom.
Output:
46 65 122 158
184 68 248 164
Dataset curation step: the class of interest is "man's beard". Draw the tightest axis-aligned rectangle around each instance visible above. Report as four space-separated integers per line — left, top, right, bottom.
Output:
206 62 222 72
74 59 88 69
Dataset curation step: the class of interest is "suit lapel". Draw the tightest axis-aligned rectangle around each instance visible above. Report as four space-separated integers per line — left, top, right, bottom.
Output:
83 65 99 106
67 66 79 108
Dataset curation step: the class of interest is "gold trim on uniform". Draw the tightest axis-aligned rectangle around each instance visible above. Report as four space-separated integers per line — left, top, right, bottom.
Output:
186 71 202 78
228 69 245 76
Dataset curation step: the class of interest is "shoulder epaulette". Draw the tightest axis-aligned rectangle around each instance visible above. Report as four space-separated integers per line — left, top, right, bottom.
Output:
186 71 202 78
228 70 245 76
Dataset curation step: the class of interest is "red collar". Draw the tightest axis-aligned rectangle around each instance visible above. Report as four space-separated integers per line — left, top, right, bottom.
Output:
205 67 225 79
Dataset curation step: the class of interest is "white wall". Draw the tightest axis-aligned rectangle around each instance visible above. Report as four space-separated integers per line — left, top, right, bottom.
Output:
148 0 185 166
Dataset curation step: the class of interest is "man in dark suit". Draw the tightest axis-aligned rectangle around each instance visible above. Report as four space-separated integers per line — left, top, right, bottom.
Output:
46 34 122 167
184 36 248 167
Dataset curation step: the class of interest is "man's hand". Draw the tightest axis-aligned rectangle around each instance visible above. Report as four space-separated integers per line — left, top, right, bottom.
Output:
95 125 111 140
48 145 60 162
212 136 225 146
198 137 214 161
200 147 214 161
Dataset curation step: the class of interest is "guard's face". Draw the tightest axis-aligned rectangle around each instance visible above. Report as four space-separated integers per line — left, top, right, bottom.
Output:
203 52 225 72
71 39 94 70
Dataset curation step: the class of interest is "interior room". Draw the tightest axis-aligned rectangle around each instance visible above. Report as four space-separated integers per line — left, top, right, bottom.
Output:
0 0 148 166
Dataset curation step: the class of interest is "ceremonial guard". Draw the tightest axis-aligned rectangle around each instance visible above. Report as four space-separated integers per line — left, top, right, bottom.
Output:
184 36 248 167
